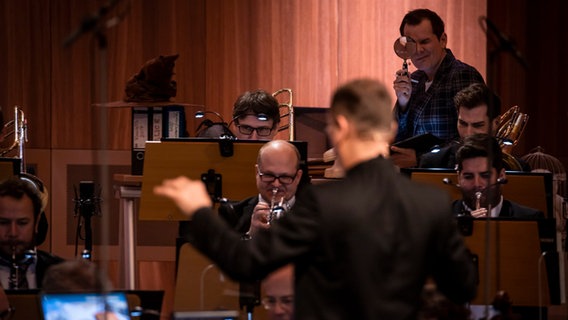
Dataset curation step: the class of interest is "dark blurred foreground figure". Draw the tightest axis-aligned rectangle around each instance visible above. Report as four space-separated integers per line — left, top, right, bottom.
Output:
41 259 112 293
154 78 476 319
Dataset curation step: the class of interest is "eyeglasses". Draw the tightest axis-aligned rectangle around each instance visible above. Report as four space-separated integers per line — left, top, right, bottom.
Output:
237 125 273 137
257 168 297 184
261 295 294 310
0 305 15 320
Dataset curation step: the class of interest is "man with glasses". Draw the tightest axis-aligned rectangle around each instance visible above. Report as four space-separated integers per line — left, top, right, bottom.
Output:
232 89 280 140
155 79 475 319
221 140 303 237
261 264 294 320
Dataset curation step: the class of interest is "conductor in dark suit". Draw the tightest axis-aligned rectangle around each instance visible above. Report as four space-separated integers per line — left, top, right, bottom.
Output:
452 133 543 219
155 78 476 319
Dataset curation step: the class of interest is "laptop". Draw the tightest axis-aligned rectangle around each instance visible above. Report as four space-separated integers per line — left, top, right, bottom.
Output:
172 310 240 320
40 291 131 320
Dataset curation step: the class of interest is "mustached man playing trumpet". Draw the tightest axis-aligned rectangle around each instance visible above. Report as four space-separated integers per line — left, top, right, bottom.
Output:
452 133 543 219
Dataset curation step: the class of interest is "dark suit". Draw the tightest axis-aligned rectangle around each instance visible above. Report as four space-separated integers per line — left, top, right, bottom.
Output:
419 141 531 171
419 142 460 169
452 199 544 219
185 156 476 319
218 196 258 235
35 250 65 288
0 249 64 289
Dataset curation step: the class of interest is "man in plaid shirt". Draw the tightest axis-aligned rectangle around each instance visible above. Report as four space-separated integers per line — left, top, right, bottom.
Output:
391 8 484 168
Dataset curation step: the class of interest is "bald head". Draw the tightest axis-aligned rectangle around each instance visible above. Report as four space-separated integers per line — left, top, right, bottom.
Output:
257 140 300 169
256 140 302 202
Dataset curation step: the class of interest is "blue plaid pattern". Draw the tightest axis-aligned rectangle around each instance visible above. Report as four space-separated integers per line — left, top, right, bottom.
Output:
395 49 485 143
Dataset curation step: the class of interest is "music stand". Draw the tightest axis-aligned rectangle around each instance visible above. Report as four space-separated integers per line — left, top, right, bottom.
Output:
0 157 21 180
400 168 554 218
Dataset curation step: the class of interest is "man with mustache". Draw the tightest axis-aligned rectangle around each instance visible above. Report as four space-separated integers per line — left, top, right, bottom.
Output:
0 178 64 289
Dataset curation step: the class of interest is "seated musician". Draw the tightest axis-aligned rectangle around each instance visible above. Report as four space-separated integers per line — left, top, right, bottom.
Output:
219 140 303 237
232 89 281 141
0 178 64 290
418 83 529 171
452 134 543 218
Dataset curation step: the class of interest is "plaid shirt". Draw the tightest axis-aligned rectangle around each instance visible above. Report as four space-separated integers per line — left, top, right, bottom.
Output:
394 49 484 143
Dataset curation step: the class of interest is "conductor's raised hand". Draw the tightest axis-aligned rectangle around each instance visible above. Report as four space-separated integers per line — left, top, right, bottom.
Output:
153 176 212 218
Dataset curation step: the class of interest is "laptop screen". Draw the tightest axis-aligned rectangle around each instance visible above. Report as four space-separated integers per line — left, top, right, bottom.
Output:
172 310 240 320
40 292 131 320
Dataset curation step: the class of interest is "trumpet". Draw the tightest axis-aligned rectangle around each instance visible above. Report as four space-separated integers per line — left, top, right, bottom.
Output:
475 191 482 210
268 188 285 224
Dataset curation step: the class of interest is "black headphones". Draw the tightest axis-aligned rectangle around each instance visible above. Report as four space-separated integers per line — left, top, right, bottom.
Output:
19 173 49 246
195 119 236 139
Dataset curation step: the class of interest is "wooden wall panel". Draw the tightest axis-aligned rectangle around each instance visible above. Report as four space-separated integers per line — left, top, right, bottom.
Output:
0 0 52 148
337 0 486 96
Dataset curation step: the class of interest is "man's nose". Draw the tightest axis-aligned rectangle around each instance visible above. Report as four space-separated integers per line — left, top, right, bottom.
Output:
473 176 485 188
9 223 18 237
464 126 474 137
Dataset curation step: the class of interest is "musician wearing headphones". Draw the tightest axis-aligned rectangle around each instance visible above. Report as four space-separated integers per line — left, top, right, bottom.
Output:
0 178 64 290
453 134 543 219
232 89 280 140
419 83 529 171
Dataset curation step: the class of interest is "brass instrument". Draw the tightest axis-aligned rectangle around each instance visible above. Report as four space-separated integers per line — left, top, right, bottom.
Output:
272 88 294 140
268 188 285 224
475 191 482 210
496 105 529 171
496 105 528 153
1 106 28 172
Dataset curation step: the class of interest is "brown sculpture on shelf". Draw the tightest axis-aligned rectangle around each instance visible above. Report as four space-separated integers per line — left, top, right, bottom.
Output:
124 54 179 102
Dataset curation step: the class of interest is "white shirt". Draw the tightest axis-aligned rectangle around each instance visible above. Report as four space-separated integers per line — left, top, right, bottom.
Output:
463 196 504 218
0 255 38 289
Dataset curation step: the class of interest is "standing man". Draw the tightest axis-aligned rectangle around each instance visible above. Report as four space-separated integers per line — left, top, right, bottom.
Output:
391 9 484 166
232 89 281 140
0 178 64 290
453 133 543 218
155 78 476 319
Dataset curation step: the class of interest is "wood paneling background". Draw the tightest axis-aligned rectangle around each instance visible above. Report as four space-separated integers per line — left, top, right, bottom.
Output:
5 0 567 317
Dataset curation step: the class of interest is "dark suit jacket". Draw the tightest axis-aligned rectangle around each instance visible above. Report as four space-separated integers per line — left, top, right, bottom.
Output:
36 250 65 288
185 156 476 319
419 143 460 169
218 196 259 235
452 199 544 219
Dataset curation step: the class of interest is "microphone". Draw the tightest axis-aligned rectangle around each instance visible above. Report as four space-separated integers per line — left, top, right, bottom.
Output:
73 181 102 259
479 16 528 69
63 0 121 47
442 176 507 188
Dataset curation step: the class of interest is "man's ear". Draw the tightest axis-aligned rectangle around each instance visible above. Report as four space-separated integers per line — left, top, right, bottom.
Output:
440 33 448 48
499 168 506 180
